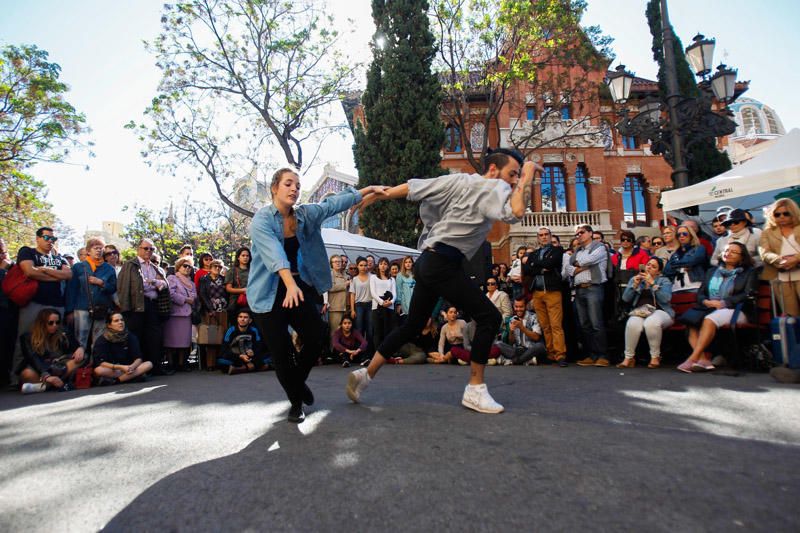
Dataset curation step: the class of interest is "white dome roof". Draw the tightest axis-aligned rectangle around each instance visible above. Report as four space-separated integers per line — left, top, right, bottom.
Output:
728 97 785 139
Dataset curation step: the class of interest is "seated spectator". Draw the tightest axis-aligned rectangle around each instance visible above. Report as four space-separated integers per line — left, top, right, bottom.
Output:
711 209 762 267
491 298 546 366
618 257 674 369
93 312 153 384
431 306 471 364
650 236 665 255
663 225 707 292
221 309 269 374
684 220 714 257
497 262 512 295
710 216 727 246
332 316 368 368
759 198 800 315
65 237 117 351
655 226 679 261
17 308 86 392
486 277 512 319
388 317 439 365
612 230 651 273
676 242 759 373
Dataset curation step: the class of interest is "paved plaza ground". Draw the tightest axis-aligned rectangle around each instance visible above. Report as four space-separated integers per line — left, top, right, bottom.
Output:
1 364 799 532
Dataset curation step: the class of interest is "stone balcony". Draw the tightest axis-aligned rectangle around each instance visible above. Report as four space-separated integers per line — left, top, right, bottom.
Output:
507 210 613 245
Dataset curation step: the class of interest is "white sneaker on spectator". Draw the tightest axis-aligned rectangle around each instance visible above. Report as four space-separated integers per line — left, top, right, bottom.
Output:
461 383 504 414
502 358 514 366
346 368 370 403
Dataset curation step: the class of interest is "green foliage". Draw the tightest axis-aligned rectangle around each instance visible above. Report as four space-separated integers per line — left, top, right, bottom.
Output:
0 164 57 252
133 0 358 217
0 44 88 168
353 0 445 248
646 0 731 187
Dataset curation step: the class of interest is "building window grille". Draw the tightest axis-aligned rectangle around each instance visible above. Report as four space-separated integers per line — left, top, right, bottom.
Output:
575 163 590 212
541 164 567 212
623 175 648 225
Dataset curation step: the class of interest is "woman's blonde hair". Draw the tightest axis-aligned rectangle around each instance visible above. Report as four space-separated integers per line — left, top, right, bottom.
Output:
676 224 700 247
764 198 800 231
30 308 65 355
400 255 414 276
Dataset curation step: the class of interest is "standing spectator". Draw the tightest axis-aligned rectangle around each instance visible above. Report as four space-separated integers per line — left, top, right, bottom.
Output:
710 217 727 246
525 227 567 366
194 253 214 291
369 257 396 355
663 225 708 292
349 256 373 343
636 235 653 256
332 316 368 367
324 255 350 344
65 237 117 351
77 248 88 262
566 225 610 367
117 238 168 372
618 257 674 369
103 245 122 275
655 226 679 261
10 227 72 386
199 259 228 370
676 242 759 373
551 234 562 249
508 246 527 300
225 247 251 323
612 230 651 272
221 309 269 374
759 198 800 315
92 312 153 385
17 308 86 392
63 253 75 267
366 255 376 274
395 256 416 325
389 262 400 279
493 297 546 365
711 209 762 267
497 262 512 296
485 277 512 319
683 220 713 257
0 237 17 385
164 257 196 372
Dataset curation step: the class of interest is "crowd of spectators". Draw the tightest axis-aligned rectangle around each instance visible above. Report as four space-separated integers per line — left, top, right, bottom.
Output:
2 196 799 394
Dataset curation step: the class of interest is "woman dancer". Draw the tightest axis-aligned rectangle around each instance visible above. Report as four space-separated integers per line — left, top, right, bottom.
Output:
248 167 386 423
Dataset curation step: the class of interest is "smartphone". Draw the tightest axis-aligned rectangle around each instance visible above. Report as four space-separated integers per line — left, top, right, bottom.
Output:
639 264 646 273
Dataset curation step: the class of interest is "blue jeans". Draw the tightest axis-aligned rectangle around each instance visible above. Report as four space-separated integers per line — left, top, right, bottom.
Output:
73 310 105 352
574 284 607 359
354 302 372 340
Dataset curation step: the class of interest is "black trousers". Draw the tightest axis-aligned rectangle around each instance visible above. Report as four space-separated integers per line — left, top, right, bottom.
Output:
124 299 162 366
252 280 323 407
371 306 394 351
379 250 501 365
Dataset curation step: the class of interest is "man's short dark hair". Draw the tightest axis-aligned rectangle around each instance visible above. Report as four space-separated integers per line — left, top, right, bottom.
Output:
484 147 524 173
36 227 54 237
591 230 603 239
237 309 252 319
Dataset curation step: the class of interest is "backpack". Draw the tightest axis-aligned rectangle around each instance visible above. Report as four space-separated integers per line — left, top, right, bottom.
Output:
1 264 38 307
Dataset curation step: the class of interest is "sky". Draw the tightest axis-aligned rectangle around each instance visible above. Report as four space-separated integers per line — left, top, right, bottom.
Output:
2 0 798 253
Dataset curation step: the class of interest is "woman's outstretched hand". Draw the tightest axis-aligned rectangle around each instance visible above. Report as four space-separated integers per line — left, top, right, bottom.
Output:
283 283 305 309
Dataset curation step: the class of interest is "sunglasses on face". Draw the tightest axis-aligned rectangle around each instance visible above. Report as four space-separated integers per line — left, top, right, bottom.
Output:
774 211 792 218
620 237 633 242
48 320 61 326
140 246 154 251
652 241 664 246
677 232 690 237
486 281 497 285
104 251 119 256
180 264 192 269
41 235 58 243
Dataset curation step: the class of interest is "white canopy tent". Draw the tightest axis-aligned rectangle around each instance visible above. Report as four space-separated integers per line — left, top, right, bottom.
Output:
321 228 420 262
661 128 800 222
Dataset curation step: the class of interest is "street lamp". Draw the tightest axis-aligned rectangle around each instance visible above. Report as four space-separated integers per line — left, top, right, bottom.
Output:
605 0 738 189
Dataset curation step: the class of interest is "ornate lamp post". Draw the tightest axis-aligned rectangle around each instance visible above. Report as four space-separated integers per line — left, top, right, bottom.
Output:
606 0 739 189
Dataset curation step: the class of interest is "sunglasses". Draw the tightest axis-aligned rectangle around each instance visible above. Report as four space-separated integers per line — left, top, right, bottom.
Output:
486 281 497 285
41 235 58 243
652 241 664 246
677 232 690 237
620 237 633 242
48 320 61 326
140 246 155 251
180 264 192 269
104 251 119 256
774 211 792 218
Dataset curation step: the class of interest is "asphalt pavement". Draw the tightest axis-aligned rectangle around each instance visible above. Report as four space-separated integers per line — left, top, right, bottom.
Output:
1 363 799 532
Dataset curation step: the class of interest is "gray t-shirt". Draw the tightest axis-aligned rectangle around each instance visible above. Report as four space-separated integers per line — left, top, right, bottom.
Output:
408 173 519 259
349 276 372 304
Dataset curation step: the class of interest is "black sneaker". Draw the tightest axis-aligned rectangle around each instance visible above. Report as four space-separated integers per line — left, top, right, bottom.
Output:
302 384 315 406
97 377 116 387
287 404 305 423
341 360 350 368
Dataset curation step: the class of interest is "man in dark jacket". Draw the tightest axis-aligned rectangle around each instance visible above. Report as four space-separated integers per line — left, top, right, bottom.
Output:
523 226 567 366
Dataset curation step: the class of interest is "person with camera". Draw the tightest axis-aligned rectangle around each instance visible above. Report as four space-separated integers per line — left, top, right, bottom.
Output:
369 257 396 360
65 237 117 352
492 297 546 366
618 257 674 369
221 309 269 374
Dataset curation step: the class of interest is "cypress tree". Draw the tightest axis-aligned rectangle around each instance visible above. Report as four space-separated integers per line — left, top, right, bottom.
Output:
353 0 445 248
646 0 731 188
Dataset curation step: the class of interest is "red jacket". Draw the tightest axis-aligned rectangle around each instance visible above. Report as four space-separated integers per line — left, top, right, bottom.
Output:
612 248 651 271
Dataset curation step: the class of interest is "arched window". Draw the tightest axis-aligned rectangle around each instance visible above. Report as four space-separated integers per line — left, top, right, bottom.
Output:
741 107 761 135
541 165 567 212
623 175 647 225
763 108 782 135
443 124 462 152
622 135 639 149
575 164 590 212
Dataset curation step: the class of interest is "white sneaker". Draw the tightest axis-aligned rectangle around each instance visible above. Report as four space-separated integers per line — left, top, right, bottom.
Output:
346 368 370 403
487 358 497 366
461 383 504 414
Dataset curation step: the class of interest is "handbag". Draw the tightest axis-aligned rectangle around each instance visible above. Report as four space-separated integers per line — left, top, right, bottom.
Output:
84 266 109 320
235 268 248 307
74 366 93 389
156 286 172 318
629 304 656 318
1 263 38 306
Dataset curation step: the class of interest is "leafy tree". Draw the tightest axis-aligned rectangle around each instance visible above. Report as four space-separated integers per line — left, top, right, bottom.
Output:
646 0 731 187
0 165 58 252
431 0 614 172
353 0 445 248
131 0 358 217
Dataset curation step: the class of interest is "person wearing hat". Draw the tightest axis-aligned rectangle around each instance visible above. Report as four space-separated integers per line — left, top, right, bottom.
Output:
710 208 762 267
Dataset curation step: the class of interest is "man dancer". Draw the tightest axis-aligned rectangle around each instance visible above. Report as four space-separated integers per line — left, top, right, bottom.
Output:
345 148 541 413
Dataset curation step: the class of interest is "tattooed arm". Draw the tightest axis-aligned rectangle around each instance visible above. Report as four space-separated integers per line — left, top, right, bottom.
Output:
509 162 542 218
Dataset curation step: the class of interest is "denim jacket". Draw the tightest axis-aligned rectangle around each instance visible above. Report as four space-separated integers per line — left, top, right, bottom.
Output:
663 244 707 284
622 274 675 318
248 187 362 313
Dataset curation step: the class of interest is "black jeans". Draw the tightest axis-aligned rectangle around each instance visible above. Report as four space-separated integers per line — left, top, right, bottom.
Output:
252 280 323 407
124 299 162 367
378 250 501 365
371 306 394 351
